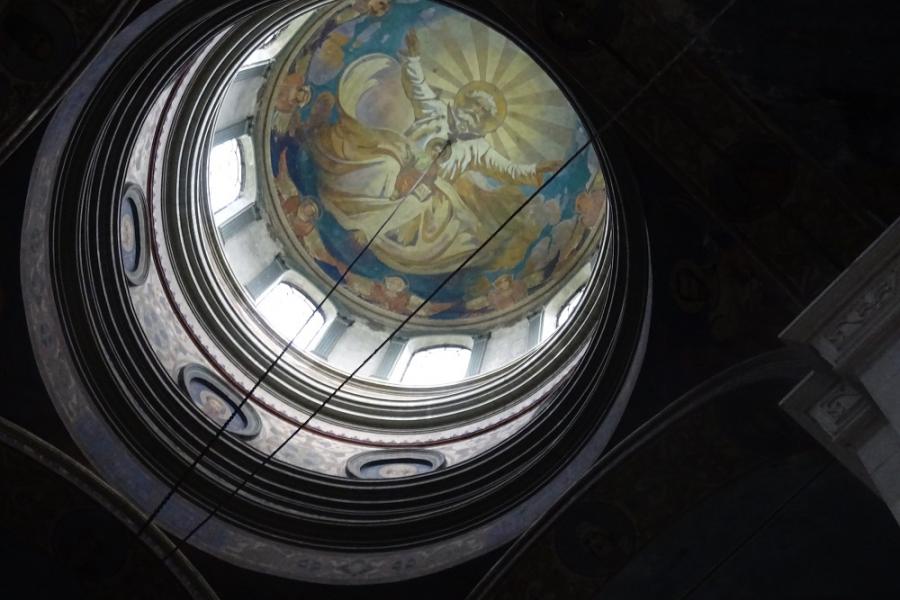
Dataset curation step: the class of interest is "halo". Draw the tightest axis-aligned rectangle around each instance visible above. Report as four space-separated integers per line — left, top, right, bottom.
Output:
454 80 507 134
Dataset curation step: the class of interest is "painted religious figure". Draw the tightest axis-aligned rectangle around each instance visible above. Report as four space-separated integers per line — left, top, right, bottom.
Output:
308 28 562 275
267 0 607 322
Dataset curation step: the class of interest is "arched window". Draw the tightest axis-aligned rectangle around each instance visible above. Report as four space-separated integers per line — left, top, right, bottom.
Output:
557 286 586 327
402 345 471 386
255 282 324 349
208 138 243 215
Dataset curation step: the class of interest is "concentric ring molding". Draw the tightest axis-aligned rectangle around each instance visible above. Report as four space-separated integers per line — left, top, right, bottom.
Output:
171 6 614 433
21 0 651 583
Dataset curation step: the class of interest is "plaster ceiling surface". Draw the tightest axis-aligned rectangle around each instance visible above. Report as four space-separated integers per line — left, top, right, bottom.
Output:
262 0 608 327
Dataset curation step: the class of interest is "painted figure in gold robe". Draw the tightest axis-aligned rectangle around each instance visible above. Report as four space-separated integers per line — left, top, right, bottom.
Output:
307 29 561 275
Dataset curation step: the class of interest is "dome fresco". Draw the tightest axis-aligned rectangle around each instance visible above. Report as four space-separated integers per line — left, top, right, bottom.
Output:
264 0 608 325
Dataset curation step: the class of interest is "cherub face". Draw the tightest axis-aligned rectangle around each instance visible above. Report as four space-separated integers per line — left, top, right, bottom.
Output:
298 199 319 220
291 84 312 108
576 190 603 226
494 274 512 290
384 276 407 293
367 0 390 17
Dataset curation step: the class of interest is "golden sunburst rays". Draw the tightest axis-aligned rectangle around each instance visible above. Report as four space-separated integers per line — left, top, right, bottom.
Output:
417 16 579 165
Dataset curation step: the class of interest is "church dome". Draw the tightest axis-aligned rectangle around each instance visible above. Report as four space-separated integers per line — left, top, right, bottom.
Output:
22 0 650 583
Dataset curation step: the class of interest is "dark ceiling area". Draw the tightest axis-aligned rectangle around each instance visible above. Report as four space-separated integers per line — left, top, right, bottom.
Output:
1 0 899 598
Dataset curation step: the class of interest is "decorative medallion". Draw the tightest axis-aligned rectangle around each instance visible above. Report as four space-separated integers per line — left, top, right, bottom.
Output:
179 365 262 439
264 0 608 328
119 184 149 286
346 449 446 479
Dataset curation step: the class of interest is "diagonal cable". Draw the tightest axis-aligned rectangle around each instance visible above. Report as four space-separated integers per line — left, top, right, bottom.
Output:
136 140 451 537
147 0 739 555
159 142 590 559
677 461 831 599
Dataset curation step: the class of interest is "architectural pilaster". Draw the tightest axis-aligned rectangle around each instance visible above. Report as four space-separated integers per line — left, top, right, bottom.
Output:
781 218 900 520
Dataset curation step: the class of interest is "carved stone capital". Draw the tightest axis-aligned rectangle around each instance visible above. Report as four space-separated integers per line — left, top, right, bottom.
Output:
782 218 900 372
808 380 874 441
816 257 899 365
782 371 877 446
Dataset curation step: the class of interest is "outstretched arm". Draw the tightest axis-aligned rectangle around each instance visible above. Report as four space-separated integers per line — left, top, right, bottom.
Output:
401 29 440 110
475 144 562 186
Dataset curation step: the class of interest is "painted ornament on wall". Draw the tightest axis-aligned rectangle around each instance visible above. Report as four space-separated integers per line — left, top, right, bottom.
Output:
266 0 607 324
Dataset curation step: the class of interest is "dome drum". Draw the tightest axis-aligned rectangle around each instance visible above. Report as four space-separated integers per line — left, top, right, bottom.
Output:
22 0 651 583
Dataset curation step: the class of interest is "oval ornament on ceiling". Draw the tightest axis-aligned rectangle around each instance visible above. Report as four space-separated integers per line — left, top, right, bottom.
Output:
179 365 262 439
119 184 150 286
346 449 446 479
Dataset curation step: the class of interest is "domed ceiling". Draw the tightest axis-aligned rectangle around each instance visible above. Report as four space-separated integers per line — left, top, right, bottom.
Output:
263 0 607 327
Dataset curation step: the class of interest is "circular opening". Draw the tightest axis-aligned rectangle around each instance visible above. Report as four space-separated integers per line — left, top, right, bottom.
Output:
202 0 611 395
